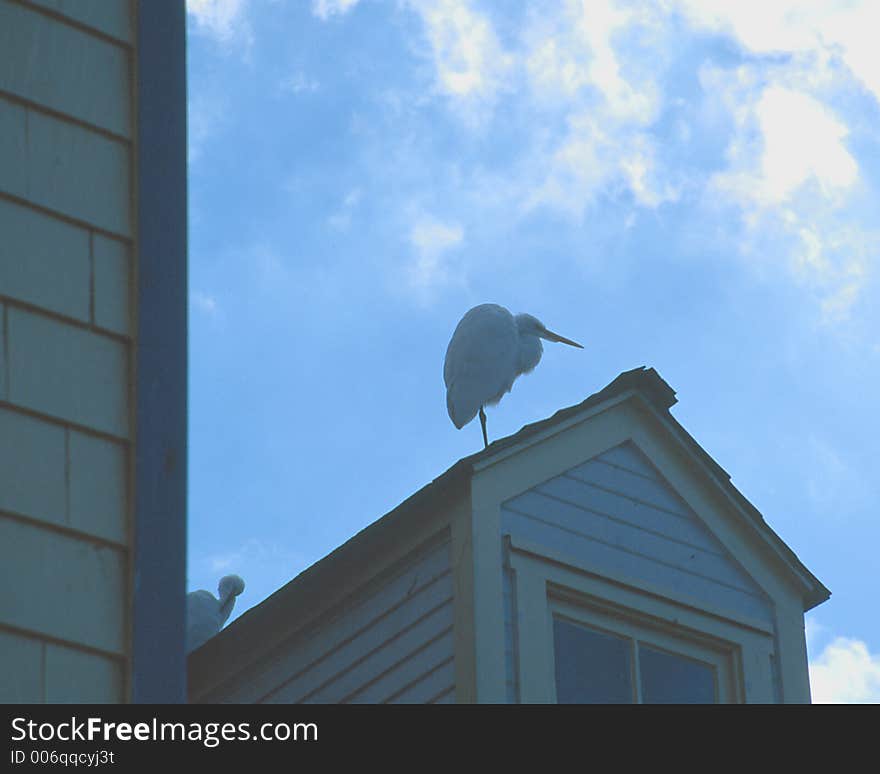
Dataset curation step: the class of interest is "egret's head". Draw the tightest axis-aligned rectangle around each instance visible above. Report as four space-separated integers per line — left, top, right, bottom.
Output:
515 313 583 348
515 313 545 337
218 574 245 602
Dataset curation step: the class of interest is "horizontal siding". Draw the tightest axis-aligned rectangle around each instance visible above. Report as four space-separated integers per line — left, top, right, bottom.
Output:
0 175 132 342
6 306 129 438
569 459 708 529
508 489 746 589
0 409 128 546
0 407 66 527
0 628 43 702
0 515 126 654
501 442 772 624
0 1 131 136
429 686 456 704
0 197 91 322
0 627 123 703
340 628 454 704
22 0 133 43
0 304 5 399
0 96 131 236
273 591 453 704
0 94 28 194
44 642 123 702
92 234 132 336
208 539 455 704
591 442 661 476
562 466 720 552
380 655 456 704
68 430 128 544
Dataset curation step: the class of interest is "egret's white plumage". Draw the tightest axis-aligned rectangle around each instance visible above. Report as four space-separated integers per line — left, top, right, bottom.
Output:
444 303 583 446
186 574 245 653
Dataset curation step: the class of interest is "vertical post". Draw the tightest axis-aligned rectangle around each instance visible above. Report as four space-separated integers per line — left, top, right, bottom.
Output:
131 0 188 703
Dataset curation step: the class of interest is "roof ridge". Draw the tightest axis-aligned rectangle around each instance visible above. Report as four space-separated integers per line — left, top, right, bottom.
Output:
466 365 676 464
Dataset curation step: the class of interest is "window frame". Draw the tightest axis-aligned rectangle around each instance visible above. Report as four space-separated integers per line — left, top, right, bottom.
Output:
505 535 779 703
551 596 734 703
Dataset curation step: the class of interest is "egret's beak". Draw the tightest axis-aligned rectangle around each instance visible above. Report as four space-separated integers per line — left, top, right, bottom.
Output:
541 328 584 348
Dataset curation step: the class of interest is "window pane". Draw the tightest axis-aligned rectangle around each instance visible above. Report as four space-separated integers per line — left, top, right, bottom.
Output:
639 645 716 703
554 618 633 703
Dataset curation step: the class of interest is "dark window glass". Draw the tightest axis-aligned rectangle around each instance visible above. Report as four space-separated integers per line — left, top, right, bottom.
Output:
639 645 716 703
553 618 633 703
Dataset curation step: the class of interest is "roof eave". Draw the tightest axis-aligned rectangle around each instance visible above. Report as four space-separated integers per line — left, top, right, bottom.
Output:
187 457 472 697
632 393 831 612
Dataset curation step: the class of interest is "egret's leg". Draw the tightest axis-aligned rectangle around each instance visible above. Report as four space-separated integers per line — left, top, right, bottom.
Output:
479 407 488 448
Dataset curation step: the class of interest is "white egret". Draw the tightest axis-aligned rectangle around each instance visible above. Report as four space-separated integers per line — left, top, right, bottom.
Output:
444 303 583 448
186 574 245 653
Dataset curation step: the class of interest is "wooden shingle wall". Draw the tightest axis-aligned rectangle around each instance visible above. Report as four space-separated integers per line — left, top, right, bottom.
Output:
0 0 135 703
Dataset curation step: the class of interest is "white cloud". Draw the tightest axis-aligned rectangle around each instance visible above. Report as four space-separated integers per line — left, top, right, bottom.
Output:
711 85 858 207
708 202 875 324
327 188 363 231
205 538 297 574
524 111 676 217
187 0 251 44
519 2 675 216
674 0 880 103
398 0 875 224
805 617 827 652
800 224 874 325
803 432 874 508
281 71 320 95
312 0 361 21
252 242 292 291
192 291 219 316
556 0 659 124
399 1 677 217
701 57 874 319
370 0 876 317
408 216 465 290
188 94 227 164
407 0 514 121
809 636 880 703
819 275 865 324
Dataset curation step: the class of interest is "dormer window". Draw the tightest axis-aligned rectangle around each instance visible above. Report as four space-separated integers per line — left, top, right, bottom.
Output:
552 612 724 703
549 593 738 703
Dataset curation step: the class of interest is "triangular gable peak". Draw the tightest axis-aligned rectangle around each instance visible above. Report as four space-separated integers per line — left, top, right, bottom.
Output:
468 367 827 617
501 440 773 625
462 367 828 702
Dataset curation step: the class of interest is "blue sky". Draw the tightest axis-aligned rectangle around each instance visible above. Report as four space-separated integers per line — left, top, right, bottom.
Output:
184 0 880 702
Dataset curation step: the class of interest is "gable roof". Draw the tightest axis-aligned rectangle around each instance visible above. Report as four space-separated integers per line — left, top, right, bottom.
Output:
189 367 830 689
469 366 828 607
